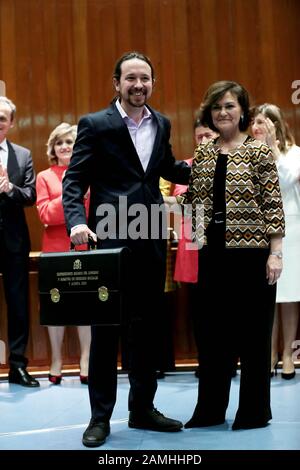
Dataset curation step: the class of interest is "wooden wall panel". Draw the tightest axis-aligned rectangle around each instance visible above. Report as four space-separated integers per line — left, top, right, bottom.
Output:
144 0 163 108
87 0 118 109
159 0 181 154
56 1 77 125
173 1 194 151
0 0 300 370
72 0 90 115
115 0 132 63
1 0 298 200
0 0 16 104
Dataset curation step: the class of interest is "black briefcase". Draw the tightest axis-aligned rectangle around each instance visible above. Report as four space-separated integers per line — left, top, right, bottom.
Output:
39 247 130 326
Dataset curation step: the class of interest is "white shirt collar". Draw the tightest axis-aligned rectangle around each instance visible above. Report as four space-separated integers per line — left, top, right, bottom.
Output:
0 139 9 168
115 99 152 121
0 139 8 153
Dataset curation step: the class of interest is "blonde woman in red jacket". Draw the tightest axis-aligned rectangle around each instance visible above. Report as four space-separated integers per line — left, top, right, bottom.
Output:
36 123 91 385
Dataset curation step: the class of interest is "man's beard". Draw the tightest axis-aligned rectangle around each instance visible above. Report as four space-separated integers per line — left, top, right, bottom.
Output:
128 91 147 107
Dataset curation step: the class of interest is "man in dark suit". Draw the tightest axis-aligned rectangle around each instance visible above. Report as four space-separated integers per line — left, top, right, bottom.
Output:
63 52 190 447
0 96 39 387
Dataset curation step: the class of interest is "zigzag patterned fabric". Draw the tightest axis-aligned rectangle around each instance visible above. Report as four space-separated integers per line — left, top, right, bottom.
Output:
177 137 285 248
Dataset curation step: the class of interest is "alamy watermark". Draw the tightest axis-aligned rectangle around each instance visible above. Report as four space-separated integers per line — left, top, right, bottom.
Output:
292 339 300 362
291 80 300 104
95 196 204 250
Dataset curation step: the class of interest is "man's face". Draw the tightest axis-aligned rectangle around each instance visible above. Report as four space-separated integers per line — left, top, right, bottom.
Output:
113 58 154 112
194 125 218 145
0 103 14 143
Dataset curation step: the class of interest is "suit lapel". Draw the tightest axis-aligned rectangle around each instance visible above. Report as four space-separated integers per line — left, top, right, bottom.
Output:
145 108 163 176
6 141 19 182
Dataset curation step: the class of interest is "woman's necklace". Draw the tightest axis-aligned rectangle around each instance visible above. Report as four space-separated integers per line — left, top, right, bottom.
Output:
217 134 248 153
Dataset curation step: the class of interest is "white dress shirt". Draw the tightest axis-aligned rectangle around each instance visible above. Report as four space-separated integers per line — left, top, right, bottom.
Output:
0 139 13 192
115 99 157 172
0 139 8 168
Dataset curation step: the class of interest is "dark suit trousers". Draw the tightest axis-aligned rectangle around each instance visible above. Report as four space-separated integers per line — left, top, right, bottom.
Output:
0 230 29 368
194 245 275 425
88 244 165 422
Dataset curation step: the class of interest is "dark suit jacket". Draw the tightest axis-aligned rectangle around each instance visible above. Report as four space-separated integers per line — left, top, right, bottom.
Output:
63 103 190 296
63 103 190 237
63 103 191 416
0 141 36 253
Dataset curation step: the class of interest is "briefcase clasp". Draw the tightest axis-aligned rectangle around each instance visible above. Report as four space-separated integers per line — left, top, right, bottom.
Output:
50 288 60 303
98 286 109 302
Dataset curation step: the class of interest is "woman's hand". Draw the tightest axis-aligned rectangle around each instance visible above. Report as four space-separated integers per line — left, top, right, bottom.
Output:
264 118 277 147
266 254 283 285
264 118 281 160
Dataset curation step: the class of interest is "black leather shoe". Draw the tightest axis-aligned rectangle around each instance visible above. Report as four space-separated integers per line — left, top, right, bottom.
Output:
8 367 40 388
82 420 110 447
281 370 295 380
129 408 183 432
185 416 225 428
156 370 165 379
185 403 225 428
232 420 269 430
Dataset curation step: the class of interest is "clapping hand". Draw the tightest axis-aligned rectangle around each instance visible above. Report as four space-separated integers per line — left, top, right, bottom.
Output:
264 118 277 147
0 165 10 193
264 118 281 160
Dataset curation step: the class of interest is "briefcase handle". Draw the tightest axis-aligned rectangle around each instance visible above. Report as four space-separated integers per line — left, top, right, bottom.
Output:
70 236 97 251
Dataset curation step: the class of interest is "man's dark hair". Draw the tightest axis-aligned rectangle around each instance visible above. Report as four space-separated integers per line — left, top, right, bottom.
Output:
113 51 155 81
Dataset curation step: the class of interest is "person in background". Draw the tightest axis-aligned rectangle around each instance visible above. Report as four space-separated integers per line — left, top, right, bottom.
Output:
193 118 219 147
62 51 190 447
252 103 300 379
173 118 218 378
36 123 91 385
155 177 177 379
0 96 39 387
166 81 285 430
173 118 218 284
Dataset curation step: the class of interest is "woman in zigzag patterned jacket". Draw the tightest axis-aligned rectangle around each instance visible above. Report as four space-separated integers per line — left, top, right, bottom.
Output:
174 81 285 431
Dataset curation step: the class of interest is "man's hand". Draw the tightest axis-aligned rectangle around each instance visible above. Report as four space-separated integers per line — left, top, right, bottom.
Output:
70 224 97 245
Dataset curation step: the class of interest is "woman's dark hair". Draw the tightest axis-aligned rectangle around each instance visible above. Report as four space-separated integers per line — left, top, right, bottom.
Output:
251 103 295 152
199 81 250 132
113 51 155 81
